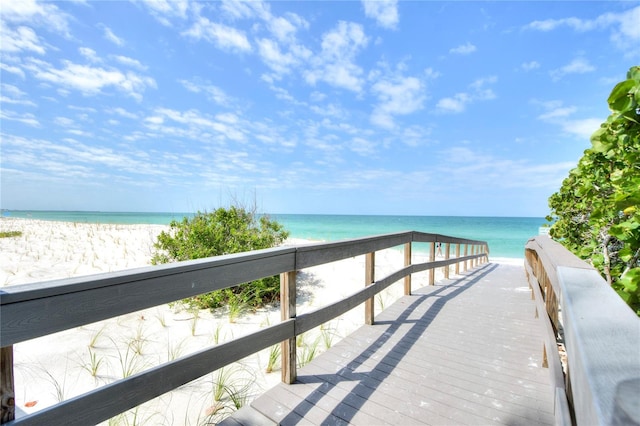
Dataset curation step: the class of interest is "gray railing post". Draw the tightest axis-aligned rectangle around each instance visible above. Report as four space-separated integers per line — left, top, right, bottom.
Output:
404 242 412 295
429 242 435 285
444 243 451 278
280 271 297 384
365 252 375 325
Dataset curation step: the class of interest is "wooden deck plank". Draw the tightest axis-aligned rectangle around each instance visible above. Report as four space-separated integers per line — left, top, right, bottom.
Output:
228 263 556 425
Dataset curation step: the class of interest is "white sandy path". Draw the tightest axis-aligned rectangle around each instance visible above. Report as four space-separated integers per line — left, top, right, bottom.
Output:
0 218 513 424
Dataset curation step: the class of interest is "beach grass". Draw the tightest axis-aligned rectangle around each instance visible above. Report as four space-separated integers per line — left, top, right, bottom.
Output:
0 230 22 238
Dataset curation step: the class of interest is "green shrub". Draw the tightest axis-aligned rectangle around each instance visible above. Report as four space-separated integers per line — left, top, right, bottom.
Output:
548 66 640 315
152 207 289 310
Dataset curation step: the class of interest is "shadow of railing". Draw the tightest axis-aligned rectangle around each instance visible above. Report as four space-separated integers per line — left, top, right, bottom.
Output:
280 264 497 424
0 231 489 425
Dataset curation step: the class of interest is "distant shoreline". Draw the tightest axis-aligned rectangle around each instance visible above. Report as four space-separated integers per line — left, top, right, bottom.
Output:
1 211 540 259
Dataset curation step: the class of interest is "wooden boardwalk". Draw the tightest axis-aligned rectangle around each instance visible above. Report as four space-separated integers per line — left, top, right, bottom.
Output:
223 263 555 425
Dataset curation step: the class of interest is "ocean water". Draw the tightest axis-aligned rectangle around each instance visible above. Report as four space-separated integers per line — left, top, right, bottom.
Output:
2 210 547 259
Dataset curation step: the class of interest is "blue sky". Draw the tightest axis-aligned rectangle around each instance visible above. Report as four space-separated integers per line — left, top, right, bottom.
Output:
1 1 638 217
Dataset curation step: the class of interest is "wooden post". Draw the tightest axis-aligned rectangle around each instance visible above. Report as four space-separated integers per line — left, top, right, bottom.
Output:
463 244 468 272
429 242 435 285
365 252 375 325
1 346 15 423
455 244 460 275
444 243 450 279
471 244 478 268
280 271 297 384
404 242 412 295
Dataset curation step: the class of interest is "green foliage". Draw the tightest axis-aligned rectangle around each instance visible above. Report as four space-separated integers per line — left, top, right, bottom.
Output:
0 231 22 238
152 206 289 310
548 66 640 315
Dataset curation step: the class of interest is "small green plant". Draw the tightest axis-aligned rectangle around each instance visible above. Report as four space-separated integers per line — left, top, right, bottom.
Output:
0 231 22 238
212 323 224 344
166 338 187 362
376 293 386 311
81 348 104 378
111 338 144 378
320 323 336 350
188 308 200 336
41 363 69 402
265 344 280 373
227 293 245 324
155 311 167 328
129 324 147 356
297 335 321 368
88 326 105 348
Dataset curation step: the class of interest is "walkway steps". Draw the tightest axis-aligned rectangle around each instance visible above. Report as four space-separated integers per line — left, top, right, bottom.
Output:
222 263 555 425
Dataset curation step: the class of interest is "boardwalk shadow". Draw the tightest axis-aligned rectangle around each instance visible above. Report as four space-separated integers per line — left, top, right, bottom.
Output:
280 263 498 425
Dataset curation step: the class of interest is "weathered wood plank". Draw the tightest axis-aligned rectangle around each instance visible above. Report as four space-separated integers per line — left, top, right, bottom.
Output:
1 248 296 347
242 264 555 426
8 321 294 426
295 232 412 269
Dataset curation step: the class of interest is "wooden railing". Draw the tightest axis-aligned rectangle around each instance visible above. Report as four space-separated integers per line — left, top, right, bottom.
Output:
524 236 640 426
0 231 488 425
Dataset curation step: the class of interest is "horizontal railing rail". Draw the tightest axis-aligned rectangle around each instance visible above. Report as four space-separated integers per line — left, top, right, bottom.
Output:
0 231 489 425
524 236 640 426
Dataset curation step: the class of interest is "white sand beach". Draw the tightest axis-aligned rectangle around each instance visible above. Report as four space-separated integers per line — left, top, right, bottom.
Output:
0 218 501 424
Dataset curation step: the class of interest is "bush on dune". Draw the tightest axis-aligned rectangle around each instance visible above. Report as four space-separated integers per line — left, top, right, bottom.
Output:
152 206 289 310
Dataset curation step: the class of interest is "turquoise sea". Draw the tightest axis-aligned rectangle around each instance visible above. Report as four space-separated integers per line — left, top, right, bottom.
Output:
1 210 548 259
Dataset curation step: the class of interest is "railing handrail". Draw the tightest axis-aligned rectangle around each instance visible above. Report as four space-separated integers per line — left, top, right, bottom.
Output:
0 231 489 425
0 231 486 347
524 235 640 426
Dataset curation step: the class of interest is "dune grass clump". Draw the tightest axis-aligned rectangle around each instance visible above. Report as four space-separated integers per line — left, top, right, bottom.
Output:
0 231 22 238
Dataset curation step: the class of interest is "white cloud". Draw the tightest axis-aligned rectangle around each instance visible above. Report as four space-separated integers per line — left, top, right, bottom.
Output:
145 108 246 142
436 76 497 114
267 13 309 43
0 25 46 54
138 0 190 26
0 109 40 127
550 58 595 81
24 59 157 101
1 0 71 36
449 42 476 55
182 17 252 52
112 55 148 71
0 62 26 78
257 38 303 76
304 21 368 92
535 99 602 139
370 76 425 129
362 0 399 30
521 61 540 71
108 107 138 119
79 47 100 62
102 26 125 46
220 0 270 21
469 76 497 100
537 105 577 121
562 118 602 139
524 6 640 55
179 79 233 106
0 84 35 106
436 93 470 114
